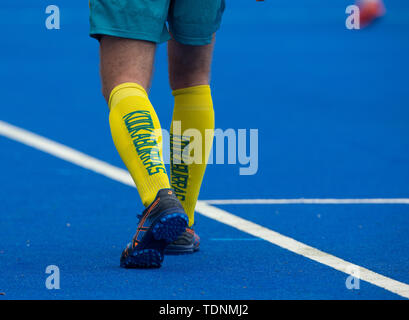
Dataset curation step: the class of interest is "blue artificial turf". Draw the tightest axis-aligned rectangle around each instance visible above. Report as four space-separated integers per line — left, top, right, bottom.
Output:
0 0 408 299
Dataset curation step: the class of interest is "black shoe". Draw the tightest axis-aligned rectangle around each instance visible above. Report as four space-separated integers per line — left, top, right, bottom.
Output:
164 227 200 255
120 189 188 268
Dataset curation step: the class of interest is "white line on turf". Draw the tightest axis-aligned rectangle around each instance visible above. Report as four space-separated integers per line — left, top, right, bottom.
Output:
0 120 134 187
1 119 409 299
204 199 409 205
195 202 409 298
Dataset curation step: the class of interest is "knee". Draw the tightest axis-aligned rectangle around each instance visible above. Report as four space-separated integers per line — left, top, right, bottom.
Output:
169 70 210 91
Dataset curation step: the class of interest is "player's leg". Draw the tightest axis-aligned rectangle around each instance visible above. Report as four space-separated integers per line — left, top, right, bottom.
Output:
90 0 188 267
164 0 225 254
164 39 215 254
100 37 188 268
168 37 215 91
168 38 215 224
100 36 155 100
100 36 170 207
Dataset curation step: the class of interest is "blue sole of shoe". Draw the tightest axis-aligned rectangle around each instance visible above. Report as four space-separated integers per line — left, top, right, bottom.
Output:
152 213 189 242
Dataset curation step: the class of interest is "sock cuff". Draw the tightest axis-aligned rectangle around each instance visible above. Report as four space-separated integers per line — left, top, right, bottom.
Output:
108 82 148 110
172 85 213 111
172 85 211 97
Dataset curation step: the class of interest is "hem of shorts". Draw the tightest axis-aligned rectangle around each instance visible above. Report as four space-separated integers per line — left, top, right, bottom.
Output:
171 34 213 46
90 27 169 43
169 22 222 46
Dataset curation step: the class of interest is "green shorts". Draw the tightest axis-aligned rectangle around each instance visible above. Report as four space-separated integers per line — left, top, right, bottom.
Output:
89 0 225 45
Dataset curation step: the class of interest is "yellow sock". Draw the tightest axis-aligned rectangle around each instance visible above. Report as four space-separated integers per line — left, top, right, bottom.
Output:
170 85 214 226
108 82 170 207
